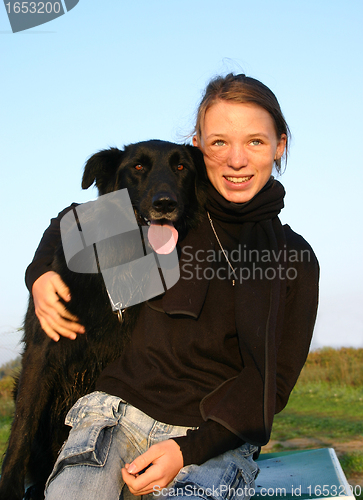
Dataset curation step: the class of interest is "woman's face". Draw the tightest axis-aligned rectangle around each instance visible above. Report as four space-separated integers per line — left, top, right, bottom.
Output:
193 100 287 203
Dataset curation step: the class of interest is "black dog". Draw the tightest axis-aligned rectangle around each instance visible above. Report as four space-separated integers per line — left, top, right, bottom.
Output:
0 140 205 500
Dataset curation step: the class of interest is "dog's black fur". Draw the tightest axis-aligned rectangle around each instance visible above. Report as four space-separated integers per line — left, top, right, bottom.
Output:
0 140 205 500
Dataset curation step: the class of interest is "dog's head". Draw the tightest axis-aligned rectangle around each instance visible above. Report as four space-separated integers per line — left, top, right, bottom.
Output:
81 140 207 239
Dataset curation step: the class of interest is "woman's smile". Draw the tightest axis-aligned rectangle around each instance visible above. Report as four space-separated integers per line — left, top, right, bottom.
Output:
225 175 253 183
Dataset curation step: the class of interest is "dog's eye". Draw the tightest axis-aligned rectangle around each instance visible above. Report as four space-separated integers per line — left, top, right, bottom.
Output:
134 164 143 171
177 164 184 171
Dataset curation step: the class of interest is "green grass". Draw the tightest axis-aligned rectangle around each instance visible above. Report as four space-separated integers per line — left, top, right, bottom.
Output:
0 376 16 464
0 396 14 466
0 417 12 455
271 382 363 442
340 452 363 476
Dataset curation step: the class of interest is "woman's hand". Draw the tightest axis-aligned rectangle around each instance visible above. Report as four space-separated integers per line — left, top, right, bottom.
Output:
32 271 85 341
121 439 183 496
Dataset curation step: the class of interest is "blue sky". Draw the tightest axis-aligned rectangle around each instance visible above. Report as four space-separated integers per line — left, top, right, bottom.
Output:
1 0 362 364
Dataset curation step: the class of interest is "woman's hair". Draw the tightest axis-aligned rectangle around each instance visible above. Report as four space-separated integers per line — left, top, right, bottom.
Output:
194 73 291 173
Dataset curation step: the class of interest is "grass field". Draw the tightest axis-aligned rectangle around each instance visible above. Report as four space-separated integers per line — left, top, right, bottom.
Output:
0 347 362 497
270 348 363 447
271 382 363 442
269 382 363 491
266 348 363 498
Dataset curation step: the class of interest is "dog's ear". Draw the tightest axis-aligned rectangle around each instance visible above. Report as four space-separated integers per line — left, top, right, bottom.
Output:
82 147 124 195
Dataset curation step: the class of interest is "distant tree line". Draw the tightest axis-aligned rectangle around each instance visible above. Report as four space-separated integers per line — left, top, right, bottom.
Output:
0 357 21 380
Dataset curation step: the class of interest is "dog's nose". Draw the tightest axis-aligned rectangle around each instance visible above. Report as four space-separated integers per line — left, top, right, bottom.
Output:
152 193 178 213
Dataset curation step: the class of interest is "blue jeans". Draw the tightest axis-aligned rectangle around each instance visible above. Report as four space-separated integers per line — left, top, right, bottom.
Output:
45 391 259 500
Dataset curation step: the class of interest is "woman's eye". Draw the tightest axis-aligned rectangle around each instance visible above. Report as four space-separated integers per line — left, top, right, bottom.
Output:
250 139 262 146
177 164 184 171
134 164 143 171
213 140 225 146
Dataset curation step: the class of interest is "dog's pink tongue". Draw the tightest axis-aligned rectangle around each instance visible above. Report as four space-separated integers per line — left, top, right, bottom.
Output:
148 222 178 254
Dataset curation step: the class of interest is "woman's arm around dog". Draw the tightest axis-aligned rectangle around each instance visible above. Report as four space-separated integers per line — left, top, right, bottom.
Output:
26 203 85 341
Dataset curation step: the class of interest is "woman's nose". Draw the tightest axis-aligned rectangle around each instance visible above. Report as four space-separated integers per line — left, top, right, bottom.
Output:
227 144 248 169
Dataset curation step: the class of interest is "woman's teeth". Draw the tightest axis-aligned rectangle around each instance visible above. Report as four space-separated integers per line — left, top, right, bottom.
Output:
225 175 252 184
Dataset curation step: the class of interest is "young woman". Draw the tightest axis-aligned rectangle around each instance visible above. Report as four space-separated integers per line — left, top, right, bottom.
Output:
26 74 319 500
